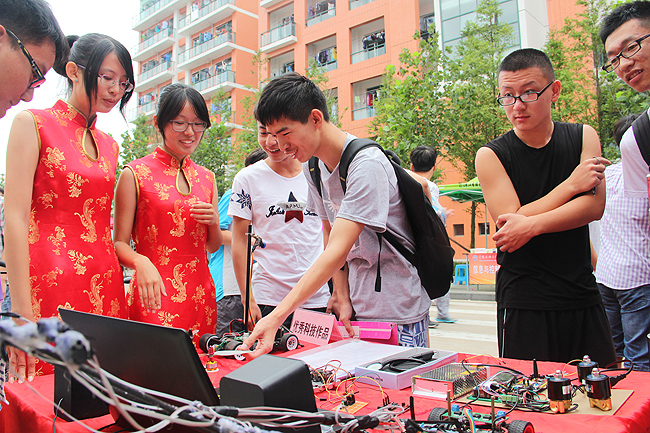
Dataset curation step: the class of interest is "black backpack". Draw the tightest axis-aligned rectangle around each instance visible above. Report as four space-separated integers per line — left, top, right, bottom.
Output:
631 111 650 169
308 138 454 300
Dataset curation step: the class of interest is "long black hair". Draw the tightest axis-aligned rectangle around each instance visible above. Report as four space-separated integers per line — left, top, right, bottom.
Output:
54 33 135 117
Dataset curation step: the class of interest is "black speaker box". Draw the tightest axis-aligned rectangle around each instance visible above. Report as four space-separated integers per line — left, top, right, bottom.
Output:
54 365 109 421
220 355 320 433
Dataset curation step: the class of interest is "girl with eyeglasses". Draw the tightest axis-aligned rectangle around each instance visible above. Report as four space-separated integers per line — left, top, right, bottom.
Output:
113 83 221 342
4 33 134 380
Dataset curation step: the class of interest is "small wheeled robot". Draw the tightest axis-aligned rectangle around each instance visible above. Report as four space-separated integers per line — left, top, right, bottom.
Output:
422 405 534 433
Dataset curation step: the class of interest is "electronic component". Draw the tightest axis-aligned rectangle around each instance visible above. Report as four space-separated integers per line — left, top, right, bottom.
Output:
586 368 612 411
547 370 572 413
412 363 488 399
577 355 597 385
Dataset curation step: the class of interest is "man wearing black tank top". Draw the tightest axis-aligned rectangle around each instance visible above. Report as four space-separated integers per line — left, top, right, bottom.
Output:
475 48 616 366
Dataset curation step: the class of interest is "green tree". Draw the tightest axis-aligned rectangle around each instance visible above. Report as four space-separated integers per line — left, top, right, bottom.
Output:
367 27 446 165
545 0 648 160
118 114 157 181
192 90 234 196
441 0 514 249
234 53 343 169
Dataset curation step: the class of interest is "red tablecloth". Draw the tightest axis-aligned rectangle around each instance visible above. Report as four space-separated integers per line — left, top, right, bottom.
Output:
2 352 650 433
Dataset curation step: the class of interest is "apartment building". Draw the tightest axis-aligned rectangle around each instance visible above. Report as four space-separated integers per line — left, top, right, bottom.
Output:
129 0 260 130
130 0 580 258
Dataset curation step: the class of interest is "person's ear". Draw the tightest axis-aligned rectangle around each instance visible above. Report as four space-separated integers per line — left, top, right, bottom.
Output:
65 61 82 83
311 109 324 126
550 80 561 103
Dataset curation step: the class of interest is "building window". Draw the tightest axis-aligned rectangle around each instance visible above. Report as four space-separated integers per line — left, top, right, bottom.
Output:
453 224 465 236
478 222 490 236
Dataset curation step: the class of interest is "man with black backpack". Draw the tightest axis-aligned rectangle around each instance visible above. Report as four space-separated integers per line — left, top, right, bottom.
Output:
241 73 451 358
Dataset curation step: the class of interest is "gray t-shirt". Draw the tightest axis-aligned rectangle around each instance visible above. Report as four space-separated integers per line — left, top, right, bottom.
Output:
304 134 430 324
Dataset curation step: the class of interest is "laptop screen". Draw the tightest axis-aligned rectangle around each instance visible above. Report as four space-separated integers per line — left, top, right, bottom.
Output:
58 308 220 406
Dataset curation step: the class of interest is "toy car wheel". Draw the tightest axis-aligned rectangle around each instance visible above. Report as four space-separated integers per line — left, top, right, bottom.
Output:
507 420 535 433
428 407 447 421
223 339 242 351
279 333 299 351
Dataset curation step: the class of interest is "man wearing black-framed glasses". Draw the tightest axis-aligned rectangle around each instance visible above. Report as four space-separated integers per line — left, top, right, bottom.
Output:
475 48 616 367
601 2 650 200
0 0 67 117
600 1 650 373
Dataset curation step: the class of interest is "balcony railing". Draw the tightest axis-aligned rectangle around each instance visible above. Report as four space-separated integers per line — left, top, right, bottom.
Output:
177 31 234 64
352 105 376 121
306 6 335 27
135 26 174 54
138 61 173 83
349 0 375 10
315 59 337 71
132 0 177 28
350 44 385 64
178 0 234 29
191 70 235 92
261 21 295 47
136 100 157 117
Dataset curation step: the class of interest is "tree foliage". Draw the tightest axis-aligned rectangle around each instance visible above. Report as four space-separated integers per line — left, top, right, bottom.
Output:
545 0 649 161
367 30 446 166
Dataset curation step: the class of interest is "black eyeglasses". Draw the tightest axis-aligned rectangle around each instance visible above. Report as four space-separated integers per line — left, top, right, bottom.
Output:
603 33 650 73
169 120 208 132
5 28 46 89
497 81 554 106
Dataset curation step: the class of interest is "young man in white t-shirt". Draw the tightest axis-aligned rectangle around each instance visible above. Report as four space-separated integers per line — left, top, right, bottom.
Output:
228 122 330 330
241 73 431 358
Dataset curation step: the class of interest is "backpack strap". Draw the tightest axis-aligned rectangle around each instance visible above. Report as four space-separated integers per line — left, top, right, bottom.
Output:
308 156 323 197
338 138 383 193
632 111 650 169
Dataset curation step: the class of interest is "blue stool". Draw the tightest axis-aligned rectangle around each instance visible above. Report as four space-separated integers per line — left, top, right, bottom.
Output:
454 264 468 285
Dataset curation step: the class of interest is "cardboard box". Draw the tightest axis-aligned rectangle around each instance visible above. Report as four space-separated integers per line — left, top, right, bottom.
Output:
355 348 458 389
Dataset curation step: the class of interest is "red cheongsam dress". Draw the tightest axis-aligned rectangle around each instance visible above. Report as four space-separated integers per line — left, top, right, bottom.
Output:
28 100 127 374
126 146 217 341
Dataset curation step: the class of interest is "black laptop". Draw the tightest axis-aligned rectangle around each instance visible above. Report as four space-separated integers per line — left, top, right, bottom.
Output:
56 308 220 429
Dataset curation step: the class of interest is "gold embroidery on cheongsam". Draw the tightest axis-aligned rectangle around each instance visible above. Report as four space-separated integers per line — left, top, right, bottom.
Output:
48 227 66 255
38 190 58 209
68 250 91 275
191 225 205 247
157 245 177 266
84 273 105 315
192 285 205 310
205 305 215 326
168 200 186 237
154 182 173 200
28 208 40 244
30 276 42 320
168 264 187 303
134 164 153 181
98 156 111 182
201 184 212 197
67 172 89 198
75 198 97 243
41 147 66 178
144 225 158 245
57 303 74 318
42 268 63 286
96 195 109 211
159 311 179 327
163 166 177 176
187 257 199 273
109 298 121 317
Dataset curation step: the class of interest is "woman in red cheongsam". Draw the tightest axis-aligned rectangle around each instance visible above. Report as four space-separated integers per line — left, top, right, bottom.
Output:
4 33 134 380
113 84 221 344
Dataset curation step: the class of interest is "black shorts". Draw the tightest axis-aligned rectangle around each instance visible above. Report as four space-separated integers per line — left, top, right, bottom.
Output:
497 303 616 367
